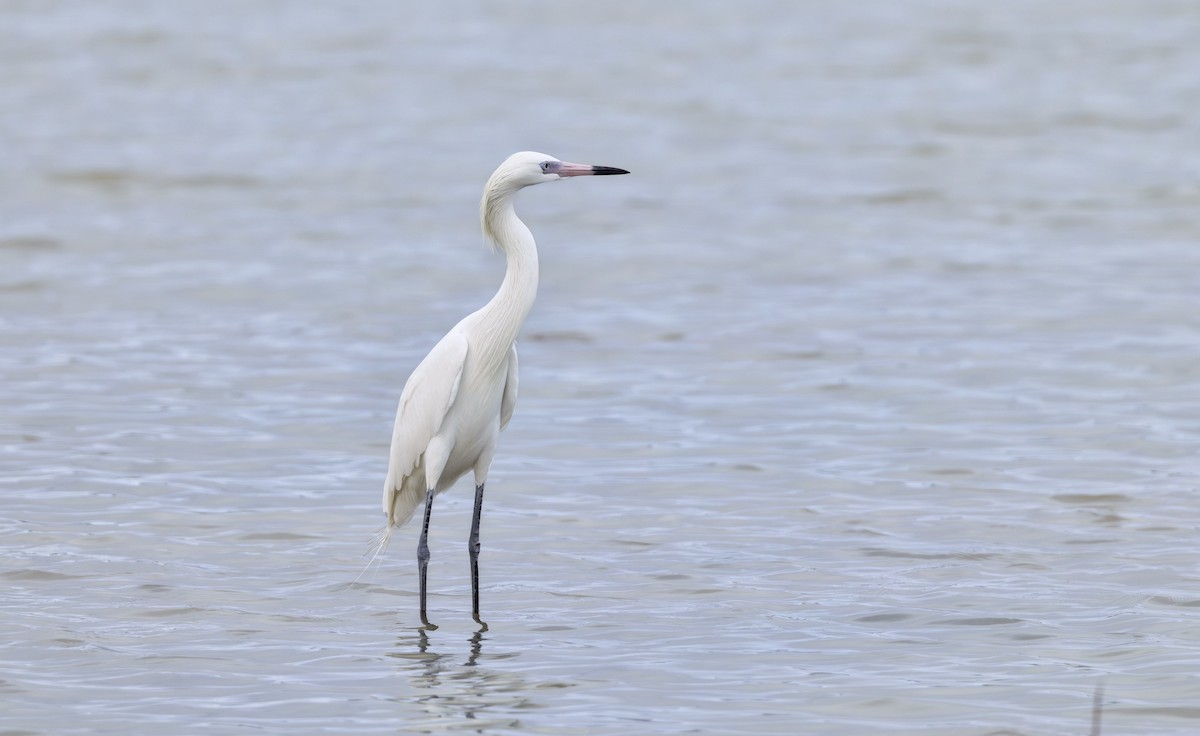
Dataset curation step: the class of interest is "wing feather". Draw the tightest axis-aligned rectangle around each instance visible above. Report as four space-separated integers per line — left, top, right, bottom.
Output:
499 343 519 430
382 332 469 525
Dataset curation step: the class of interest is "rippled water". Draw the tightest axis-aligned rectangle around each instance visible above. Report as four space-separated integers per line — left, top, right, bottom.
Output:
4 1 1200 734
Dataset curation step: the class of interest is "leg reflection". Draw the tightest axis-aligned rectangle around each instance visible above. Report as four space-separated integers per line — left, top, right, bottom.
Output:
465 628 485 667
392 628 526 728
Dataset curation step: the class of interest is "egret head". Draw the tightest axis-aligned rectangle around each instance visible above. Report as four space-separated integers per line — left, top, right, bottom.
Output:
481 152 628 246
488 151 629 194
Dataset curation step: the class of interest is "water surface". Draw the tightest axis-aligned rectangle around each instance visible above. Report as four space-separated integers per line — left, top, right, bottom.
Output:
3 1 1200 734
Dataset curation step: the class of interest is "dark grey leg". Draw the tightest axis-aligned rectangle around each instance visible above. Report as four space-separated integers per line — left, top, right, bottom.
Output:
418 487 437 629
469 482 488 630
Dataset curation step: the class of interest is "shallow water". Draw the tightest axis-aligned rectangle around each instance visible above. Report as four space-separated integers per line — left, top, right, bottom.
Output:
3 1 1200 734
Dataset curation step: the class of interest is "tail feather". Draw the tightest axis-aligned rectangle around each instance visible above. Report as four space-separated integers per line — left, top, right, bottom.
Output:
354 523 393 585
357 467 426 584
383 466 426 530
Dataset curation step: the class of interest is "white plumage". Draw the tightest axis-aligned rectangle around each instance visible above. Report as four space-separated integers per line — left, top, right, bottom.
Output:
376 151 628 629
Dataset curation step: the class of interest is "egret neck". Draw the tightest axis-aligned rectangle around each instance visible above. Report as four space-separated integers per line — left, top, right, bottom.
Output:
473 192 539 373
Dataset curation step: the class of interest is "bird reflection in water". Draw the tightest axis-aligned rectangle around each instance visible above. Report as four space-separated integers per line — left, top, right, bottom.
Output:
388 628 533 730
411 627 484 667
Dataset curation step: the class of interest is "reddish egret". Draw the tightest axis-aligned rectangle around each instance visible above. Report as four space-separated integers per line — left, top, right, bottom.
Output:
378 152 628 629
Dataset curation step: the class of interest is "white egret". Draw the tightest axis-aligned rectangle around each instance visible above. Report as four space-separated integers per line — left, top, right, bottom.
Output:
378 151 628 629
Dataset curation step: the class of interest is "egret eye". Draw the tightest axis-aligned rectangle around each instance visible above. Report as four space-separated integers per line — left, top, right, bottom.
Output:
540 161 552 172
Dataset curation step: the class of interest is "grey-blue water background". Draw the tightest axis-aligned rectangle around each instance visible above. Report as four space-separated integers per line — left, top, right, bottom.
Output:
3 2 1199 734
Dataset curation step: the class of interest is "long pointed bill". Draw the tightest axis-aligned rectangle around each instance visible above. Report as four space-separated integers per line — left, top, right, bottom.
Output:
554 161 630 177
